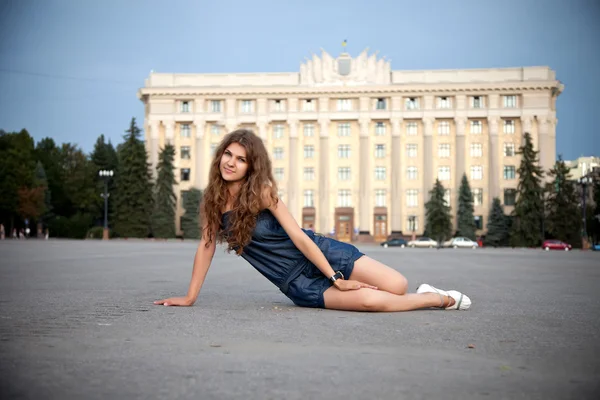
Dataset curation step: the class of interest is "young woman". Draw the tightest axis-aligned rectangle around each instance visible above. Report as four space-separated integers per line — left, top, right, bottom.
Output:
154 129 471 312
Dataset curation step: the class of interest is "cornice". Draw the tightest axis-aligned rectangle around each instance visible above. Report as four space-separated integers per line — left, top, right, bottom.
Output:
138 81 562 99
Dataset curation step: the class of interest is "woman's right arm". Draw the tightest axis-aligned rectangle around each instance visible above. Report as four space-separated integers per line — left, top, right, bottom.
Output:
154 224 217 307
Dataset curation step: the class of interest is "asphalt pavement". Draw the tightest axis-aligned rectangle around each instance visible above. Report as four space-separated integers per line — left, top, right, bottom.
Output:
1 240 599 400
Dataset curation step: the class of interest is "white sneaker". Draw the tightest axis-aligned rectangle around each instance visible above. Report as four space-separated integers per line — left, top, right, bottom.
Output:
416 283 472 311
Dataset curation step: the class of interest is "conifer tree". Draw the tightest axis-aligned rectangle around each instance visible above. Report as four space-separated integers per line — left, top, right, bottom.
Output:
485 197 509 247
181 188 203 239
424 179 453 244
152 145 177 238
544 156 581 247
456 173 476 240
510 132 545 247
113 118 153 237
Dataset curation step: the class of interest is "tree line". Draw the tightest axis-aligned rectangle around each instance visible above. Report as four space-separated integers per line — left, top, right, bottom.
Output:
0 118 202 240
424 132 600 248
1 124 598 246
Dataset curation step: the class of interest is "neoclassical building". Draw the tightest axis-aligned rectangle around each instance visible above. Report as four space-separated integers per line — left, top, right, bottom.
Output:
137 48 563 242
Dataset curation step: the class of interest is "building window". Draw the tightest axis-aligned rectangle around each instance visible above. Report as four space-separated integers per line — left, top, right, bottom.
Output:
504 142 515 156
337 123 351 136
180 146 191 160
375 167 386 180
210 143 218 155
375 189 386 207
304 167 314 181
181 101 190 113
471 96 482 109
503 95 517 108
304 124 314 137
438 166 451 181
444 189 451 206
504 189 517 206
407 144 417 158
474 215 483 230
274 147 284 160
473 189 483 206
470 143 483 158
303 99 315 111
405 97 419 110
504 165 516 180
304 190 314 207
304 145 314 159
211 124 220 135
180 124 191 138
375 122 386 136
503 120 515 134
437 96 451 109
470 120 482 134
338 189 352 207
338 167 351 181
438 143 450 158
180 168 190 181
337 99 352 111
240 100 253 113
376 98 386 110
471 165 483 180
273 100 284 112
406 122 418 135
338 144 351 158
273 124 284 139
407 216 419 232
438 121 450 135
407 166 418 180
375 144 385 158
406 190 418 207
274 168 284 181
211 100 221 113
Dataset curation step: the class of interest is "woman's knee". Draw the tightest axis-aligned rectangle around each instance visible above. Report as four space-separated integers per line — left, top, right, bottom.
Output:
394 276 409 295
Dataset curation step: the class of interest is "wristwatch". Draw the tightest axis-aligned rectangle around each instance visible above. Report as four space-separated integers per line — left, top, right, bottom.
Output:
329 271 344 283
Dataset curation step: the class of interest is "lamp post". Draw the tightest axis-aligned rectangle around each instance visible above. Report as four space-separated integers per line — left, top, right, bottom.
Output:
579 176 593 249
99 170 114 240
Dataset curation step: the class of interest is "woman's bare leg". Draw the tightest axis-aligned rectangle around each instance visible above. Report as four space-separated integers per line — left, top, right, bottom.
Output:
323 286 453 312
349 256 408 295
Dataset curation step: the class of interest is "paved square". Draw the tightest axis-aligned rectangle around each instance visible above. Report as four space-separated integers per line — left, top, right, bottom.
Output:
1 240 599 399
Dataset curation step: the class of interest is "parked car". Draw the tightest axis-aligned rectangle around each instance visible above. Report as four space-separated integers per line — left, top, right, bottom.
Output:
443 237 479 249
380 238 408 248
407 237 438 248
542 240 572 251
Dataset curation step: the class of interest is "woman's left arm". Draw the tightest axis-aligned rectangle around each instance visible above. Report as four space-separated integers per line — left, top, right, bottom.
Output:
266 194 376 291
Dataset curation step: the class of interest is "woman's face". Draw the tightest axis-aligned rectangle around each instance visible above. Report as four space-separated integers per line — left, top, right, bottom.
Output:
220 142 249 183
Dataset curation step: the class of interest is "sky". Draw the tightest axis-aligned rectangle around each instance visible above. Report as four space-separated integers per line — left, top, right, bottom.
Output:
0 0 599 160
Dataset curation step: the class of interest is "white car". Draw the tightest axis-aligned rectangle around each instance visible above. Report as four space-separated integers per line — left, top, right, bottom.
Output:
444 237 479 249
407 237 438 248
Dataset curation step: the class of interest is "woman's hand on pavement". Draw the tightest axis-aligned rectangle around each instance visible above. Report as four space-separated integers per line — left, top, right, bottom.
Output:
153 296 194 307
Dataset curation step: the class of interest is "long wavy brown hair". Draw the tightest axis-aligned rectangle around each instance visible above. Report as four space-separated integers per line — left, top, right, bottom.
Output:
201 129 278 255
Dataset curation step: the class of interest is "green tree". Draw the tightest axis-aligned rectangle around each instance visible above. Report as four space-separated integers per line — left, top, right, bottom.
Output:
113 118 153 237
456 173 476 240
424 179 453 244
181 188 203 239
34 161 52 236
510 132 545 247
152 144 177 238
35 138 67 219
544 156 581 247
591 181 600 244
90 134 119 224
485 197 510 247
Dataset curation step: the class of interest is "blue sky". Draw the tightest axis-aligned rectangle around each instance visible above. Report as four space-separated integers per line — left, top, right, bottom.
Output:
0 0 598 160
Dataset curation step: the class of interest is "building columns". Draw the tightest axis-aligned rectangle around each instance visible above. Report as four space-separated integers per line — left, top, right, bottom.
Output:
423 117 434 201
149 120 160 178
288 120 299 221
358 119 371 239
391 119 402 234
318 119 330 235
488 116 500 201
194 120 205 189
164 120 175 145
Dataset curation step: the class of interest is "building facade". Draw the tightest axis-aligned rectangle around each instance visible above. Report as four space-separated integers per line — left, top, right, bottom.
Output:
138 48 563 242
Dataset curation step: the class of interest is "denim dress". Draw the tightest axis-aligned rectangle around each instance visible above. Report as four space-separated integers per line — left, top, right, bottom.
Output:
221 209 364 308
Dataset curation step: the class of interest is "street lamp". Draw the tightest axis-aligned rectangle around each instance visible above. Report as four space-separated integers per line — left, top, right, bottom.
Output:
579 175 593 249
98 170 114 240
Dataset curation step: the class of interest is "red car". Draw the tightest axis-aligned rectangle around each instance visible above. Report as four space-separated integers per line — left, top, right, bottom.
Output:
542 240 572 251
